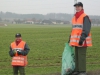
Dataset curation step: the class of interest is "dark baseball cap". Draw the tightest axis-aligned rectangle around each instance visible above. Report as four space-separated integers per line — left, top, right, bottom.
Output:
74 2 83 7
15 33 21 37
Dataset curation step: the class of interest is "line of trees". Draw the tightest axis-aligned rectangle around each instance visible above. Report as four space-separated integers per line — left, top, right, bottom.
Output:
0 11 100 25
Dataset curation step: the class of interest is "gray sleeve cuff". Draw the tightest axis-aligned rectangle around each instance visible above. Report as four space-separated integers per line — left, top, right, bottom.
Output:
80 16 91 41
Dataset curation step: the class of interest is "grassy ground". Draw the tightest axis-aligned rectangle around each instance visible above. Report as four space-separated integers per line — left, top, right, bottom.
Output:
0 24 100 75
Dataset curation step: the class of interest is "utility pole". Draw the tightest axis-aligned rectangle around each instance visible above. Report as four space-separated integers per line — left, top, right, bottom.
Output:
74 0 77 14
74 0 77 4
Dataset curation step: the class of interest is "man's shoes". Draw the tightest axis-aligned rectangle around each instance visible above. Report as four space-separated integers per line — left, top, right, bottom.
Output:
71 71 87 75
78 72 87 75
72 71 80 75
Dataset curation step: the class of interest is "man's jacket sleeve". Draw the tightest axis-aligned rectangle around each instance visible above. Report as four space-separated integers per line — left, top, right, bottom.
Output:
21 43 30 56
9 47 14 57
80 16 91 42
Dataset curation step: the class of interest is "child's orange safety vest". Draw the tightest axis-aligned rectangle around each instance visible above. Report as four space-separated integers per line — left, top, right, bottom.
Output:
11 41 27 66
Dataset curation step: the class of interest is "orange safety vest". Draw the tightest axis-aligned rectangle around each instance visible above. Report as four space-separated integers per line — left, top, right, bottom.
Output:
70 13 92 47
11 41 28 66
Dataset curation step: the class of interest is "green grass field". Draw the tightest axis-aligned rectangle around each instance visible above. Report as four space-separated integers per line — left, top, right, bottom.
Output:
0 24 100 75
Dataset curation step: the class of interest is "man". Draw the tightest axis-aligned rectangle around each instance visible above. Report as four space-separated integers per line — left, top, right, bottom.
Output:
9 33 30 75
69 2 92 75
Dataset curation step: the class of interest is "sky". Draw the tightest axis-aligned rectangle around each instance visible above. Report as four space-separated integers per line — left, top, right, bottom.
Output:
0 0 100 15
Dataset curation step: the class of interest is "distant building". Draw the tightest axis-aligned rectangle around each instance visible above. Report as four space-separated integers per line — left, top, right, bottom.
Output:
52 22 57 24
42 20 52 24
34 20 42 24
12 21 16 24
25 20 34 24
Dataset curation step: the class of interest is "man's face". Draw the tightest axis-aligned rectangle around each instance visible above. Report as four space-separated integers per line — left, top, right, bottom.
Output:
15 37 21 41
75 6 83 12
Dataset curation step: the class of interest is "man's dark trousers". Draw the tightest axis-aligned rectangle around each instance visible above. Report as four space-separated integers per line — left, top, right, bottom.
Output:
13 66 25 75
75 47 87 72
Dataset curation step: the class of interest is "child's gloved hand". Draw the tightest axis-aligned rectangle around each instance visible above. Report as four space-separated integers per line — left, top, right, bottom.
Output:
12 49 17 55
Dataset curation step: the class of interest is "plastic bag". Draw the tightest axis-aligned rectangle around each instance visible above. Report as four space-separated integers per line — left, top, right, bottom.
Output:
61 43 75 75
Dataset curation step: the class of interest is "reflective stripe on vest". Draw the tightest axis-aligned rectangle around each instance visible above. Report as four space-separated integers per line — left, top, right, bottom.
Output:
71 35 92 39
72 24 83 29
11 41 28 66
70 39 91 44
70 13 92 47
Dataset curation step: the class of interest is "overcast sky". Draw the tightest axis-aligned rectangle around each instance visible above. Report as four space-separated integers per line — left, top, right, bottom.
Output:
0 0 100 15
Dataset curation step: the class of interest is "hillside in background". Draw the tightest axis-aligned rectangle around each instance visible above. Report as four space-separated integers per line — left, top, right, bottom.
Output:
0 11 100 25
0 11 100 21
